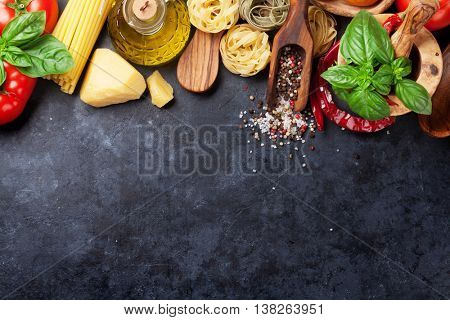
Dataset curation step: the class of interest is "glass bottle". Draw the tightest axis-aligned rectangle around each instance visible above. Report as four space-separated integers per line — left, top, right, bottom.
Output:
108 0 191 66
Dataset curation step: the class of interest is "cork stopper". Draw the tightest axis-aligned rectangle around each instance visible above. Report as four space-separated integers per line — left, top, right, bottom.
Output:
132 0 158 21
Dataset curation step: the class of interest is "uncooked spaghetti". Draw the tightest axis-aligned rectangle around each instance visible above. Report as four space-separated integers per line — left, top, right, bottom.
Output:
47 0 114 94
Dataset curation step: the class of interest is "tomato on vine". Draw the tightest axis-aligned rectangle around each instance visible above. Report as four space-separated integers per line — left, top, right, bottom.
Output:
0 0 59 34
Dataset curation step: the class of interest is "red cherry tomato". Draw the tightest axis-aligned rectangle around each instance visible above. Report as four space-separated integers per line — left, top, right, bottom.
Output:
0 0 59 34
396 0 450 31
0 62 37 125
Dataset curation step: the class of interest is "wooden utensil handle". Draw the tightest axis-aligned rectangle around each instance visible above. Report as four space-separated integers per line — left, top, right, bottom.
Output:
287 0 308 18
391 0 438 57
284 0 309 29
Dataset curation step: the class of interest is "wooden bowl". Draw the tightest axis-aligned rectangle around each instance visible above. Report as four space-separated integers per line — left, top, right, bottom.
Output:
312 0 395 17
337 14 443 116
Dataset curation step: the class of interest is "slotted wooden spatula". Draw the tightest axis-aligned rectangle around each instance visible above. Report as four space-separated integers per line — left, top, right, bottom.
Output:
266 0 313 111
177 30 224 93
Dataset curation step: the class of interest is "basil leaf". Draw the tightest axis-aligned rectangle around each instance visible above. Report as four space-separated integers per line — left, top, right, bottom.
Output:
332 86 351 102
372 64 394 95
367 14 394 65
395 79 431 115
356 63 374 89
321 65 359 89
2 11 45 47
0 62 6 87
348 88 390 120
340 10 374 66
17 35 74 78
2 46 32 67
392 57 412 82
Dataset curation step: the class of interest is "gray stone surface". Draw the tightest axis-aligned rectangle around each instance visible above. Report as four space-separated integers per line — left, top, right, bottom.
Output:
0 1 448 299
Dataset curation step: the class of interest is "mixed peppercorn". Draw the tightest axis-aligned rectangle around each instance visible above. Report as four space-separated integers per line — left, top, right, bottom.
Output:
239 46 316 149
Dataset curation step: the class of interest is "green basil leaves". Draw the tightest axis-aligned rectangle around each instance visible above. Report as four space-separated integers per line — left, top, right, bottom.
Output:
372 64 393 95
321 65 359 89
322 10 432 120
2 46 32 67
0 11 73 86
332 86 351 102
18 35 74 77
0 62 5 86
340 10 394 67
367 15 394 65
2 11 45 47
391 57 412 82
348 89 391 120
395 79 432 115
340 11 374 66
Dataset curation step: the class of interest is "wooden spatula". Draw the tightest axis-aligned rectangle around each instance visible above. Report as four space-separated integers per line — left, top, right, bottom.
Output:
177 30 224 93
266 0 313 111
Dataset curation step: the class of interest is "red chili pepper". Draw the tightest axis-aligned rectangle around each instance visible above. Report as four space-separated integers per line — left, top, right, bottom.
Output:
0 62 37 125
310 42 395 133
310 75 324 132
382 14 403 34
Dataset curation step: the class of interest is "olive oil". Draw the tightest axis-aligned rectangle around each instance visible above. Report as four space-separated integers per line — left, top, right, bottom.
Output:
108 0 191 66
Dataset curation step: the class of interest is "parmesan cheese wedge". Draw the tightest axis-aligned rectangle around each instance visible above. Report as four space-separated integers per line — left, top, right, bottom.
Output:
147 71 174 108
80 49 146 107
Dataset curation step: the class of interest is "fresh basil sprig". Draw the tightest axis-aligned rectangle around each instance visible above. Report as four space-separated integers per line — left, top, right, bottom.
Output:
0 11 73 86
391 57 412 82
321 10 432 120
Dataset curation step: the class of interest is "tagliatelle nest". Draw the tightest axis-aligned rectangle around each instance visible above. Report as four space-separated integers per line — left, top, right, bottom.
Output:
220 24 271 77
187 0 240 33
239 0 290 32
308 5 337 57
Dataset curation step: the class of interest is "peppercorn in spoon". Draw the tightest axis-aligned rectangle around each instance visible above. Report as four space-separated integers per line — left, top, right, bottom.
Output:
266 0 313 111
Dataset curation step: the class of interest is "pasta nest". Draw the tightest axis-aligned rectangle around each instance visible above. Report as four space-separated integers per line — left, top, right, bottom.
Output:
187 0 240 33
239 0 290 32
308 5 337 57
220 24 271 77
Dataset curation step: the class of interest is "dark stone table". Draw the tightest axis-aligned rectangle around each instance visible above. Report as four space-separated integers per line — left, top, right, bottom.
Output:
0 0 448 299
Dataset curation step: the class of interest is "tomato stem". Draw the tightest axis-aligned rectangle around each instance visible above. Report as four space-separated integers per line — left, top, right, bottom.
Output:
7 0 33 16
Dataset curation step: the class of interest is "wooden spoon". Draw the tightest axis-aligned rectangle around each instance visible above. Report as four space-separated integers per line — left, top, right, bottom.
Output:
177 30 224 93
266 0 313 111
418 45 450 138
391 0 438 58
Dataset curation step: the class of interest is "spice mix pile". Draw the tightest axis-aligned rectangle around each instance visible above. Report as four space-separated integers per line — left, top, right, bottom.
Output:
240 46 316 148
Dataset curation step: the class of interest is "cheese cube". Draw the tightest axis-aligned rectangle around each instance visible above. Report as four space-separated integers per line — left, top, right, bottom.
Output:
147 71 174 108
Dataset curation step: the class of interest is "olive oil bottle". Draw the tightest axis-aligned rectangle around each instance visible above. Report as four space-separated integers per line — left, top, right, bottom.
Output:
108 0 191 66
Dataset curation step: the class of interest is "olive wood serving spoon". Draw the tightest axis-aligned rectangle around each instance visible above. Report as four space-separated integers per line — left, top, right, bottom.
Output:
266 0 313 111
177 30 224 93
